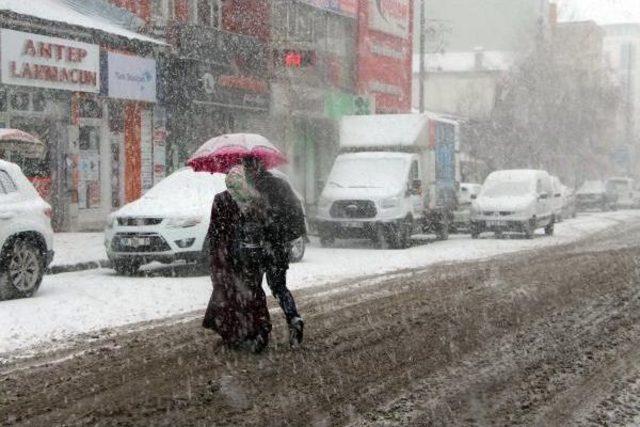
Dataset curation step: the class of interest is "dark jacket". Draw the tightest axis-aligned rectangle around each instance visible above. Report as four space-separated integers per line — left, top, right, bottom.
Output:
253 171 306 248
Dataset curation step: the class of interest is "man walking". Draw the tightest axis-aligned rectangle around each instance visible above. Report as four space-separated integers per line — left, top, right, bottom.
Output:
243 157 306 347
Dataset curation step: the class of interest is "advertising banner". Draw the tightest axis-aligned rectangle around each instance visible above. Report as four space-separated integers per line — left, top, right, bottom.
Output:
368 0 411 38
1 29 100 93
107 52 157 103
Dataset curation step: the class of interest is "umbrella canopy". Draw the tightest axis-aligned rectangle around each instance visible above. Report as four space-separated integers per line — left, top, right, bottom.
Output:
0 129 46 159
187 133 287 174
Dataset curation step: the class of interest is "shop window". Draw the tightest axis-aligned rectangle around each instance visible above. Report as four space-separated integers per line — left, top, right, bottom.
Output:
290 3 312 42
150 0 175 25
78 98 102 119
11 92 30 111
188 0 220 27
32 93 46 112
271 1 288 40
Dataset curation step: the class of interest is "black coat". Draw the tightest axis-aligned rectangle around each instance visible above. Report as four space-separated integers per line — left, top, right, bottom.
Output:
254 171 306 251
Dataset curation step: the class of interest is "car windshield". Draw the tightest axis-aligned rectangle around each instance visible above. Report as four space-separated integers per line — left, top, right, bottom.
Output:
328 158 407 190
481 180 533 198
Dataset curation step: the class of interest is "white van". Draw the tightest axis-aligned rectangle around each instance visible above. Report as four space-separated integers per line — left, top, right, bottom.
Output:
470 169 555 239
316 114 460 248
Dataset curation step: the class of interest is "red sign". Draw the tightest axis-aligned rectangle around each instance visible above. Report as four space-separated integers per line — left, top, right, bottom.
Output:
285 51 302 68
356 1 413 113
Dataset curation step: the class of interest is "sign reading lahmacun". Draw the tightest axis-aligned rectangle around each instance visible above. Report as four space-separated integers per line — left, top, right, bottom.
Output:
1 29 100 93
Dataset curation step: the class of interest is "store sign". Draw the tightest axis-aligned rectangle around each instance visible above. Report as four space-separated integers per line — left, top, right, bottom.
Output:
197 64 269 111
1 29 99 93
368 0 411 39
107 53 157 103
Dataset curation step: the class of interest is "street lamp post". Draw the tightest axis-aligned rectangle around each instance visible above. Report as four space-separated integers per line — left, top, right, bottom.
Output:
419 0 426 113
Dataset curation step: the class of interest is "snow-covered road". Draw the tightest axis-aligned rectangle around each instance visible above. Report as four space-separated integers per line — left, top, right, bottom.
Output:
2 210 639 357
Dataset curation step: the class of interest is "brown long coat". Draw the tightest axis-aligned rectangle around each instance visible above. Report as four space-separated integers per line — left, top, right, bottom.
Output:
202 191 271 346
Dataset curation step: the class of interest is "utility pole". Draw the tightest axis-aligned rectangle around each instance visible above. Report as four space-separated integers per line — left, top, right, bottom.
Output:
418 0 426 113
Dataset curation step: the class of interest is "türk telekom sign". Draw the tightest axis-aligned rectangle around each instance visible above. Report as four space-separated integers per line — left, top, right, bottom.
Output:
1 29 100 93
368 0 411 39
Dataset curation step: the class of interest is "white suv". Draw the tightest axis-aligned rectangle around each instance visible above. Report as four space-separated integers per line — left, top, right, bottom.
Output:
0 160 54 300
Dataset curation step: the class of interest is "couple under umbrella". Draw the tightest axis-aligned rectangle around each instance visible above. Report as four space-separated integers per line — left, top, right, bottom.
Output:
190 134 306 353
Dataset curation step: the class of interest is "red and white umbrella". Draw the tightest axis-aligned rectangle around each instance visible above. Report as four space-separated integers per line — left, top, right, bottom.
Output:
0 129 46 158
187 133 287 174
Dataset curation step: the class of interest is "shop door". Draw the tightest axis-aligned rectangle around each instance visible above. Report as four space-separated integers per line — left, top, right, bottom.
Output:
77 118 108 228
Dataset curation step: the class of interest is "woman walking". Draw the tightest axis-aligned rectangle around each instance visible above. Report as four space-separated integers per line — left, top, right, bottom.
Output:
202 165 271 353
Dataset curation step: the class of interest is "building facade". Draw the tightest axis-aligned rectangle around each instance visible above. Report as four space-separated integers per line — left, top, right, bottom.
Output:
603 23 640 178
0 2 164 231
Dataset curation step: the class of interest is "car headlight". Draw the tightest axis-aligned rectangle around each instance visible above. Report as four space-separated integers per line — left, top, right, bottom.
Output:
318 196 332 209
166 216 202 228
382 197 400 209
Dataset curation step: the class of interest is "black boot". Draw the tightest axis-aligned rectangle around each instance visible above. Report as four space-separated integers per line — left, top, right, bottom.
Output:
288 317 304 348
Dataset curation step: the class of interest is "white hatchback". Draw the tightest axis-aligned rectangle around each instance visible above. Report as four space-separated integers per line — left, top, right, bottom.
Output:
0 159 54 300
105 167 307 275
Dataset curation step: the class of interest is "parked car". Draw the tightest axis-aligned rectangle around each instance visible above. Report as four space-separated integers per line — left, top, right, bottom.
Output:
105 167 307 275
605 177 636 209
560 185 577 220
575 180 617 212
0 159 54 300
451 183 482 232
470 169 555 239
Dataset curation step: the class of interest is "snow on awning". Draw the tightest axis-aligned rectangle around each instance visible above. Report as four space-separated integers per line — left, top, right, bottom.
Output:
0 0 164 45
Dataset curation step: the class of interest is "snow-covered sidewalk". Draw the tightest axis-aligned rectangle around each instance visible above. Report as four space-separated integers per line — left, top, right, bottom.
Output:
2 210 640 357
51 233 107 268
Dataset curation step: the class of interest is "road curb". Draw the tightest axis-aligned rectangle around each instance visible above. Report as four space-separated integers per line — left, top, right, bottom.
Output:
47 260 111 275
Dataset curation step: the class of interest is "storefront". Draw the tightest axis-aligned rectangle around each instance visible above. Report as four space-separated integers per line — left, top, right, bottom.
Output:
0 27 162 231
0 29 102 230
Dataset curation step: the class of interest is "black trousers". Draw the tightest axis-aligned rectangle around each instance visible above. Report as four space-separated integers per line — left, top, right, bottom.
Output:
265 265 300 323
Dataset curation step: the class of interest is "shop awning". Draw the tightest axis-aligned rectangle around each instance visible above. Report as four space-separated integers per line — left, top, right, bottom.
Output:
0 0 165 45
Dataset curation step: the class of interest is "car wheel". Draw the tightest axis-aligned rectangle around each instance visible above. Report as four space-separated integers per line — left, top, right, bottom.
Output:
436 218 450 241
0 237 44 300
544 221 555 236
288 237 306 263
523 220 535 239
470 222 481 239
112 259 141 276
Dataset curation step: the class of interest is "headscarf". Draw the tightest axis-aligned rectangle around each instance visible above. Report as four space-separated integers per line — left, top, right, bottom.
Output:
225 165 261 211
